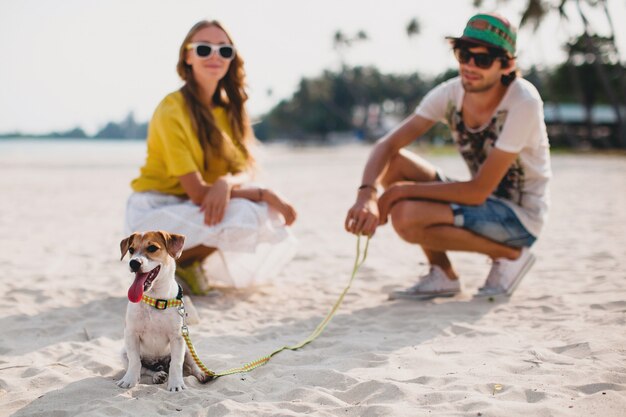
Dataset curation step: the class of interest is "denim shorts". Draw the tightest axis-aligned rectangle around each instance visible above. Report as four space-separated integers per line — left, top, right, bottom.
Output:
449 198 536 248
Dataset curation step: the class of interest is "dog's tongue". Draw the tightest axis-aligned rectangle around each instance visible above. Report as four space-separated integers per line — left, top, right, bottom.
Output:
128 271 149 303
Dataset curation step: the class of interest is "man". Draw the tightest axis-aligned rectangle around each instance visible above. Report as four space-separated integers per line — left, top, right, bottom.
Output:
345 13 551 299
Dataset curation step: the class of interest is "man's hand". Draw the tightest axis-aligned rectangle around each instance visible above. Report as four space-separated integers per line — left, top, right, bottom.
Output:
345 189 380 236
378 182 412 225
200 178 232 226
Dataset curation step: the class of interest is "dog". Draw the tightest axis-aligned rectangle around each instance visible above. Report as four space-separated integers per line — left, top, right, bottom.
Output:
117 230 212 391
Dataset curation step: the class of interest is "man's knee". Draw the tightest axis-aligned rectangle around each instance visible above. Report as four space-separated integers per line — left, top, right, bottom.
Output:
390 200 426 241
389 200 453 243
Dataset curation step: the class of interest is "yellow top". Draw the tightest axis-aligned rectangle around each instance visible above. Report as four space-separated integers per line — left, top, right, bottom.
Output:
131 90 248 196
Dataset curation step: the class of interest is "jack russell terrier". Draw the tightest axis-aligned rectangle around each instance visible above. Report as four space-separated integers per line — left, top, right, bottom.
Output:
117 231 212 391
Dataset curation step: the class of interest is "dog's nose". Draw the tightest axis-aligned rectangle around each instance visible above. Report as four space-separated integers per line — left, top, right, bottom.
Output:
129 259 142 272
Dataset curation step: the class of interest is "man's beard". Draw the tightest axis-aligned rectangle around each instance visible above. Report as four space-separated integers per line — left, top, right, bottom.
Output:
461 77 500 93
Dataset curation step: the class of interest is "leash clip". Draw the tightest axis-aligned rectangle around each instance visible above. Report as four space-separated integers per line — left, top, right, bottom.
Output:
178 304 189 337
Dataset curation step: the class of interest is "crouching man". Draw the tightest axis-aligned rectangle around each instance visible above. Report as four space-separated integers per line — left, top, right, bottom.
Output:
345 14 551 299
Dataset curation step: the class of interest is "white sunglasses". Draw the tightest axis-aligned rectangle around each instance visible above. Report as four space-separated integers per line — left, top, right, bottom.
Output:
186 42 236 60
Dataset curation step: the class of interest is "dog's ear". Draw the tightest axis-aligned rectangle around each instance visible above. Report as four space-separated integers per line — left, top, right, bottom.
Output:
160 231 185 259
120 233 137 260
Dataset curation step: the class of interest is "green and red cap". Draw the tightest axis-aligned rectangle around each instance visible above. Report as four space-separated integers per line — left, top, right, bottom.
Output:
447 13 517 57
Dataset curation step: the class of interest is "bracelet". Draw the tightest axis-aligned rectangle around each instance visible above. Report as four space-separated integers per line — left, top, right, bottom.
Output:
358 184 377 192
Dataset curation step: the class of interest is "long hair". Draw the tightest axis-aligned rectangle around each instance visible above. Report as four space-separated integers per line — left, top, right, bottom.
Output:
176 20 254 170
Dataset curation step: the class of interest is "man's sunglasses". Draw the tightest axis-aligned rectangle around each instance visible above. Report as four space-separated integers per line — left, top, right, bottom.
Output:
187 42 236 60
454 48 501 69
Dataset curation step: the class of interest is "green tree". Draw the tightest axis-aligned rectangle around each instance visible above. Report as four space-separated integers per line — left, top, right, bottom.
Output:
263 67 429 141
333 30 369 69
473 0 626 147
406 18 421 39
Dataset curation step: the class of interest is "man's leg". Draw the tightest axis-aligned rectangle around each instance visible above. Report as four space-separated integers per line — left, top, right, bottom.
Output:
389 200 521 269
381 149 458 277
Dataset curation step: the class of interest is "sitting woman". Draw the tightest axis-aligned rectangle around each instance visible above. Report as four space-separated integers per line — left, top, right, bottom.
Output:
125 20 297 294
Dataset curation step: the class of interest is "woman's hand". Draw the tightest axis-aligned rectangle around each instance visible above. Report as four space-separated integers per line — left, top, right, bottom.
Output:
345 188 379 236
262 189 297 226
200 178 232 226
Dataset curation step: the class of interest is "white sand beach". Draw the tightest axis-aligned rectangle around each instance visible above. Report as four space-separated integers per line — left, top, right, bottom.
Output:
0 140 625 416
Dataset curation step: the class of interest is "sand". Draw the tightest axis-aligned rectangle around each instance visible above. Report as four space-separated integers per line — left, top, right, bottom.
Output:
0 140 625 416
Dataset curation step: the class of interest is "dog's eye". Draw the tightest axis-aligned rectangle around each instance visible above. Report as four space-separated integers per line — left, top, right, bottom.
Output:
147 245 158 253
128 248 135 255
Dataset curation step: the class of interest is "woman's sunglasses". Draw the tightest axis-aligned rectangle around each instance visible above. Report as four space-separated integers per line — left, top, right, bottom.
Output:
187 42 236 60
454 48 500 69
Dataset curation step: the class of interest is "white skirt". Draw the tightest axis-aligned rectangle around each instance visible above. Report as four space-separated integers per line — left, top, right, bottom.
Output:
124 192 297 288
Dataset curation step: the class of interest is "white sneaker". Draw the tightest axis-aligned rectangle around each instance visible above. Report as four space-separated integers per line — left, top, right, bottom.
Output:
389 265 461 300
477 247 536 297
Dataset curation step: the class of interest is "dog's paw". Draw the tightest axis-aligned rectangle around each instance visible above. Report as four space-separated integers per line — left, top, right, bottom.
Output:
196 372 216 384
167 378 187 392
116 374 139 389
152 371 168 385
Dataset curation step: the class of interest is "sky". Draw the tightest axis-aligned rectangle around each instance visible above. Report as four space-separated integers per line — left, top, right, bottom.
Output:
1 0 625 135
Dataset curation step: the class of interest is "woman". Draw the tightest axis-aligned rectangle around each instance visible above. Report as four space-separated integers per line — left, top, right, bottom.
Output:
125 20 297 294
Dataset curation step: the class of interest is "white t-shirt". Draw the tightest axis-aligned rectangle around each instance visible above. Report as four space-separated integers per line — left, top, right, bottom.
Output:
415 76 551 237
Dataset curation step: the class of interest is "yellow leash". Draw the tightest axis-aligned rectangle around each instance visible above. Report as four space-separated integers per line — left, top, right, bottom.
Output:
179 235 370 379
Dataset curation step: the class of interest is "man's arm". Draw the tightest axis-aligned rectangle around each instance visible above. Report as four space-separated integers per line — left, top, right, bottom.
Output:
359 114 436 188
345 114 435 236
378 147 519 224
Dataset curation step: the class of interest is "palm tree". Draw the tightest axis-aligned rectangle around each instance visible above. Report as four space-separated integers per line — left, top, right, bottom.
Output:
572 0 625 147
473 0 626 147
332 30 369 69
331 30 371 138
406 17 421 39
